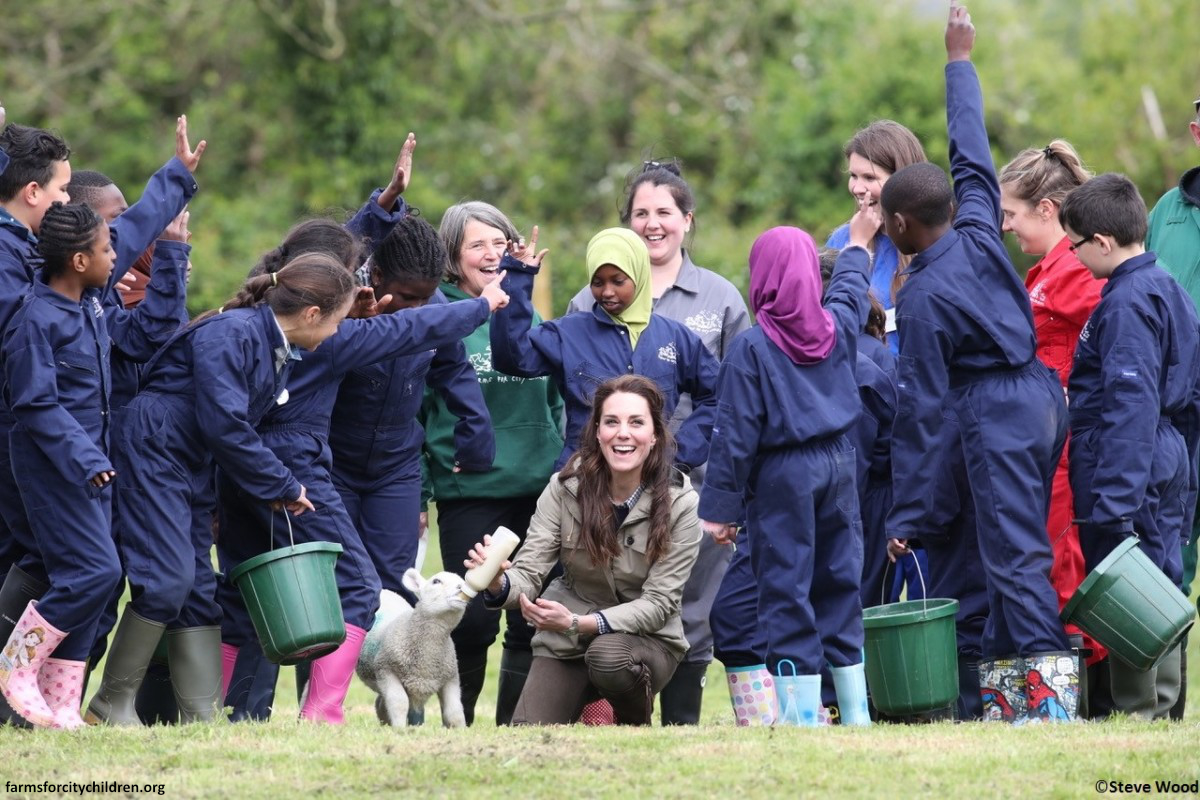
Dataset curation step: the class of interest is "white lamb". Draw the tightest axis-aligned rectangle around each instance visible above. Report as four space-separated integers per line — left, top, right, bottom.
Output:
356 569 469 728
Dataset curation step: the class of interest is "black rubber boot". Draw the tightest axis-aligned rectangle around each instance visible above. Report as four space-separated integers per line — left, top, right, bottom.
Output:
167 626 223 723
658 660 707 726
135 661 179 725
227 642 279 722
0 565 48 727
1170 636 1187 721
956 655 982 721
496 648 533 726
457 652 489 727
85 610 167 726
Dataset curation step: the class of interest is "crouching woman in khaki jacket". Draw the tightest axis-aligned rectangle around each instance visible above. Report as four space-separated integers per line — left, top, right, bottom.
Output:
466 374 702 725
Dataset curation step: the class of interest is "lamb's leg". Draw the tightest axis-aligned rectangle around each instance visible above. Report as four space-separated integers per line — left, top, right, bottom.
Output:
378 673 411 728
374 694 390 726
439 674 467 728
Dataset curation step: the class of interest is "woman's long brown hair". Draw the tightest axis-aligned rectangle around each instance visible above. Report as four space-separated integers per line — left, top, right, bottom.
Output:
559 375 676 567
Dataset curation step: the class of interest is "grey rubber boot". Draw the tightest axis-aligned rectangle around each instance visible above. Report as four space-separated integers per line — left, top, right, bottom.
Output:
167 626 223 723
496 648 533 726
1153 643 1183 720
1108 656 1156 720
85 610 166 725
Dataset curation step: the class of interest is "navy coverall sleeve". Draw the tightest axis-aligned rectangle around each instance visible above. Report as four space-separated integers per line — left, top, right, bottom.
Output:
826 246 872 341
427 339 495 472
697 341 766 524
945 61 1003 237
0 150 8 176
888 308 956 539
1088 307 1164 528
192 335 301 502
321 297 490 376
673 334 720 470
344 189 406 249
107 157 197 286
4 321 112 483
490 254 565 379
106 239 190 361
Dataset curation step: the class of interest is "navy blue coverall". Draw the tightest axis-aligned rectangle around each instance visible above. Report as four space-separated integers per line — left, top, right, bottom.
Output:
700 247 869 675
887 61 1068 659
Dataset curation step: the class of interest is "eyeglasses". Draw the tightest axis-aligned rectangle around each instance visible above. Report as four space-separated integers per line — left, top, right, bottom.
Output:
1068 235 1095 253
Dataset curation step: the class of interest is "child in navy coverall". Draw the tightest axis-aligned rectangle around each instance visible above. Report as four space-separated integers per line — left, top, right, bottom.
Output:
1060 174 1200 719
85 255 357 726
883 2 1073 722
700 215 874 727
0 203 119 730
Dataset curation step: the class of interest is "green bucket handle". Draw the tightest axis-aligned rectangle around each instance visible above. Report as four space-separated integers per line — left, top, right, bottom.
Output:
881 548 929 614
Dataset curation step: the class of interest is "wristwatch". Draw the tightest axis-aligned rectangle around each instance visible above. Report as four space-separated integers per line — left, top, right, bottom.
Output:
565 614 580 637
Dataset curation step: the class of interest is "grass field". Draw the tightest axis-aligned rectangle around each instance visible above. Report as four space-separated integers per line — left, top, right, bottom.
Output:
1 523 1196 799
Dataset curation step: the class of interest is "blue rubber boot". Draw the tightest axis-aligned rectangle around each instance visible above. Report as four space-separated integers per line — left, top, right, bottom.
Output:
774 661 821 727
831 663 871 726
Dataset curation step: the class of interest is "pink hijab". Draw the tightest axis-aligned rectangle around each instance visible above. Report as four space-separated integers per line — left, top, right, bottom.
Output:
749 226 836 364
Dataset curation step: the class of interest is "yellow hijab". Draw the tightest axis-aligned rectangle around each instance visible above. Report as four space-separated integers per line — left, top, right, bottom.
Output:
585 228 652 348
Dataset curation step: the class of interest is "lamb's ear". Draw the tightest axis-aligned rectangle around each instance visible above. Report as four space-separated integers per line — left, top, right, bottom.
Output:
402 568 424 596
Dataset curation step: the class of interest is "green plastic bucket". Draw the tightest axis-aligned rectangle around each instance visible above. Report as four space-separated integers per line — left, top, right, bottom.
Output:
863 597 960 716
228 514 346 666
1061 537 1195 671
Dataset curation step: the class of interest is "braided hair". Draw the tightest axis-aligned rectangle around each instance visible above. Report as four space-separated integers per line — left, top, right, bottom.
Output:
372 214 448 284
37 202 104 280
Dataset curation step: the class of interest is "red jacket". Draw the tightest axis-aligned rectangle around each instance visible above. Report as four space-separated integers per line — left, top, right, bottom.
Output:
1024 236 1105 386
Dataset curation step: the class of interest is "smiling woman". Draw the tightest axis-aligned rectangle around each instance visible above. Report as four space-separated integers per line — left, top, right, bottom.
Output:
465 375 702 725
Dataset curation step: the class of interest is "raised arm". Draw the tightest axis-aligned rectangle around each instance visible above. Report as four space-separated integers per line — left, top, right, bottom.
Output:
107 115 203 281
106 228 190 362
345 134 416 247
490 250 564 379
944 2 1003 236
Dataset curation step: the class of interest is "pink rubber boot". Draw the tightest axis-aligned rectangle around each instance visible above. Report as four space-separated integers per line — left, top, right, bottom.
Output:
38 658 86 730
220 643 239 703
299 625 365 724
0 601 68 728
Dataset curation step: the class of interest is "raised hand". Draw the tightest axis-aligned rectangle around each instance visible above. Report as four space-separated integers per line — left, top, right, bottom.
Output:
161 208 191 243
175 114 208 173
347 285 394 319
946 0 975 62
506 225 549 268
848 195 883 249
378 132 417 210
480 272 510 312
0 102 6 130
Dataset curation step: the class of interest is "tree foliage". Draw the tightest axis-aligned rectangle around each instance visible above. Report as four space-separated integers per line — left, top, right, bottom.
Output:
4 0 1198 313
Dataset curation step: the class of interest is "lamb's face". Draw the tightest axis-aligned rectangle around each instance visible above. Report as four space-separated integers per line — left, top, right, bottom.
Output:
415 571 470 619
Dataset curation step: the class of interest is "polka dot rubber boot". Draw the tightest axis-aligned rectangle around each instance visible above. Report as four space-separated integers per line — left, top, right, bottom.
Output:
37 658 86 730
725 665 778 726
0 600 68 728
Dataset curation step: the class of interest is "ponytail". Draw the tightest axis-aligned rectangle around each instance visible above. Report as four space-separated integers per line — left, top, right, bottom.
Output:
196 252 355 324
999 139 1092 208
